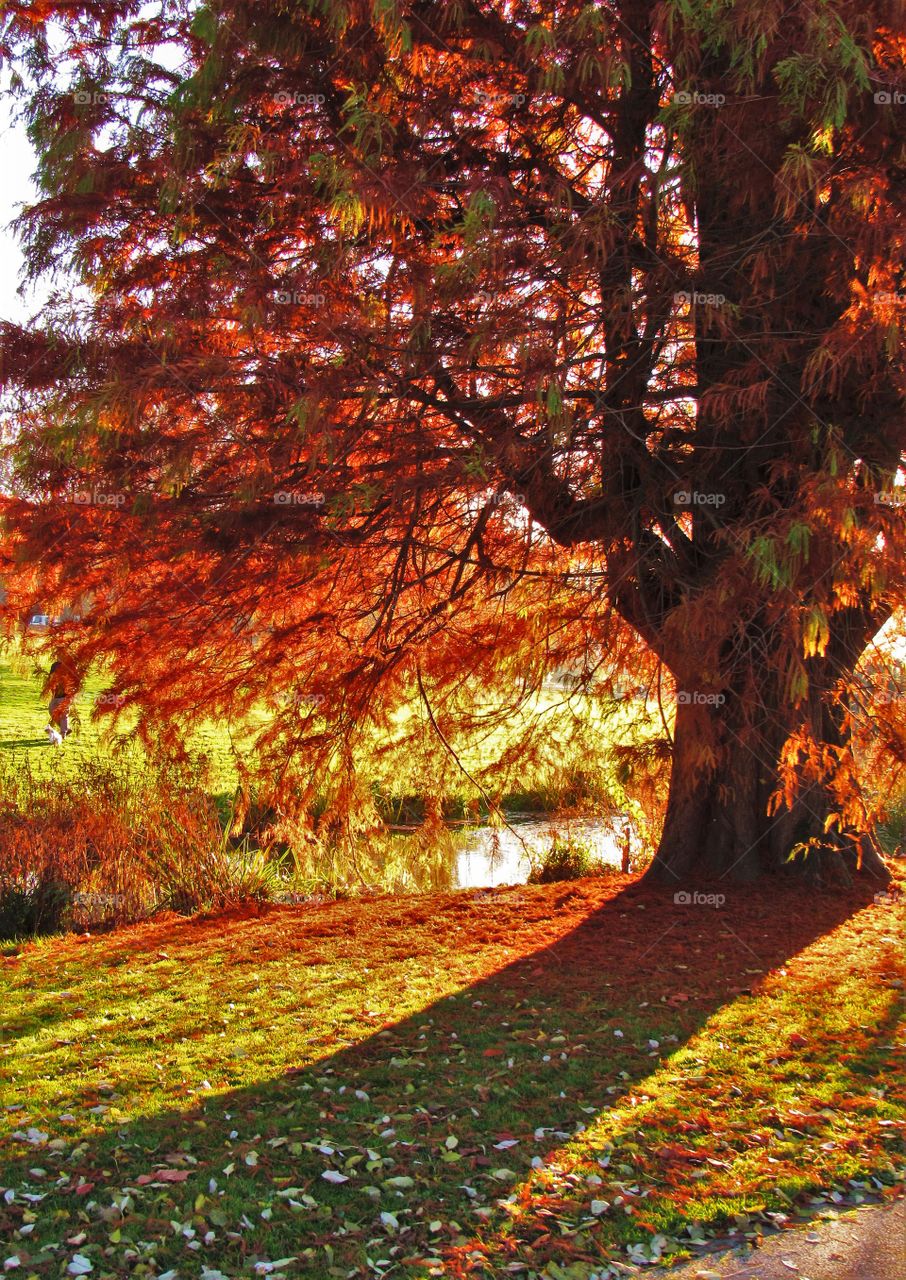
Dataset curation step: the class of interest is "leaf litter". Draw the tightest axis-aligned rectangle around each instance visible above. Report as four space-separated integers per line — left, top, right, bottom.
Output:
0 873 903 1278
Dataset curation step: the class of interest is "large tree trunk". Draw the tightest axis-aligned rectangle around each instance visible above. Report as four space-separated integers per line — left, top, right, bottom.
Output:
645 685 890 887
630 57 890 890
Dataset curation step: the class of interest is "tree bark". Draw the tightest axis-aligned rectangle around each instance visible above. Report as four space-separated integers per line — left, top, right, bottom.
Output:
645 686 890 887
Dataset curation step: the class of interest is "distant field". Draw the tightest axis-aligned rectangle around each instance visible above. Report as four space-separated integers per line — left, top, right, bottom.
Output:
0 644 658 810
0 648 246 799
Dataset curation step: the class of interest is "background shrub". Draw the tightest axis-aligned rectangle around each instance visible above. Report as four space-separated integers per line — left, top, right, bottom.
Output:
527 833 605 884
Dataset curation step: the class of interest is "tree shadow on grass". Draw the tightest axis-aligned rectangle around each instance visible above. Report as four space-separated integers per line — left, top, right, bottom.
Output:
0 875 901 1278
0 737 52 750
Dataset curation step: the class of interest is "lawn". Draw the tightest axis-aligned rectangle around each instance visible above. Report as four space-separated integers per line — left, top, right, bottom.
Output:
1 871 903 1279
0 646 661 836
0 650 248 802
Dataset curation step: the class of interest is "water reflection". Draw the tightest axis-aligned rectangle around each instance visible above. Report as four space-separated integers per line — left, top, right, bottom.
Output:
374 814 638 893
453 816 627 888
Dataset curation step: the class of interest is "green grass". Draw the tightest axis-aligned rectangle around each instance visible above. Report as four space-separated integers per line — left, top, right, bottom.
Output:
0 648 245 800
0 645 663 840
0 647 664 913
0 874 903 1279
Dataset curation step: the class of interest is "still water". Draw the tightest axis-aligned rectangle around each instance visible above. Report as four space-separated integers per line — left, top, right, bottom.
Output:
279 814 641 897
452 816 630 888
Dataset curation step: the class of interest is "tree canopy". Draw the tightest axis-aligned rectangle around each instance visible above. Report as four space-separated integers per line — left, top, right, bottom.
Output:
1 0 905 882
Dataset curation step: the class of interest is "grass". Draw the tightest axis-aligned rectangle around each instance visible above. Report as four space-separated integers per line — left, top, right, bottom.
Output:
0 647 665 909
0 649 247 800
1 870 903 1279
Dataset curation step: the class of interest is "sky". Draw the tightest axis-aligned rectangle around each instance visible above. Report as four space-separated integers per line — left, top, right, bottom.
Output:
0 87 42 325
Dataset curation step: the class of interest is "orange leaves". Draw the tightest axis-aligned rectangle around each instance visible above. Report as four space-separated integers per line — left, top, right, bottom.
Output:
0 0 904 879
135 1169 190 1185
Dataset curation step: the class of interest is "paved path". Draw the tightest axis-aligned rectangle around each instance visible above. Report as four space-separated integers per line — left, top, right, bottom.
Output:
654 1197 905 1280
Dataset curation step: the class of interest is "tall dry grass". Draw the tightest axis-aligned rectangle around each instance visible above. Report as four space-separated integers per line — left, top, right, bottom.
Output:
0 756 287 937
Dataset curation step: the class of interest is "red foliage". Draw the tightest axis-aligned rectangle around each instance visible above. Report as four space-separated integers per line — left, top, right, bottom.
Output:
0 1 905 877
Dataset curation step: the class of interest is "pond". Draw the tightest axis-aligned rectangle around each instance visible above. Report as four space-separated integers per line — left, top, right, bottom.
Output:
278 813 645 897
452 814 635 888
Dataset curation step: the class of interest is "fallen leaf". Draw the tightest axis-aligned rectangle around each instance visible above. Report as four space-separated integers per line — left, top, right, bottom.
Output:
135 1169 189 1185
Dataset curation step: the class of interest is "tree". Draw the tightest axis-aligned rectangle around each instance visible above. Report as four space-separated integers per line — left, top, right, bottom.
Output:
1 0 904 883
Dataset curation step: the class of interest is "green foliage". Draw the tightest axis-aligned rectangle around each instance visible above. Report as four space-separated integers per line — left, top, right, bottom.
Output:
189 6 218 44
877 786 906 855
527 833 602 884
0 878 71 941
